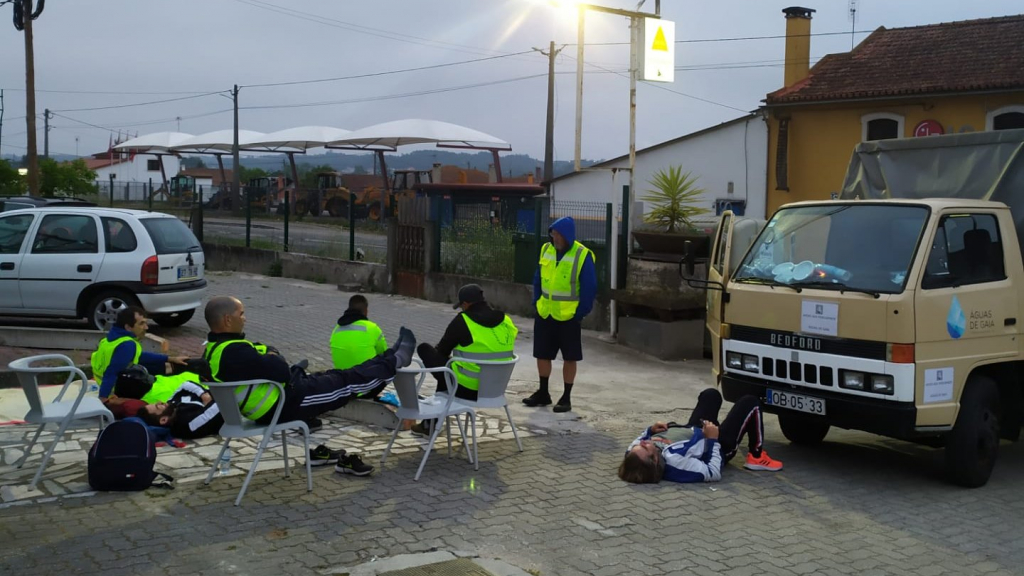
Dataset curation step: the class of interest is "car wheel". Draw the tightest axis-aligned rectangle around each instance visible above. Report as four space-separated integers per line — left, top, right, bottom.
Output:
89 291 140 332
778 411 830 445
152 309 196 328
945 374 1000 488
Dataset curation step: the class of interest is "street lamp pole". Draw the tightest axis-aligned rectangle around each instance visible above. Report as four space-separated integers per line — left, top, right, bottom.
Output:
574 6 585 172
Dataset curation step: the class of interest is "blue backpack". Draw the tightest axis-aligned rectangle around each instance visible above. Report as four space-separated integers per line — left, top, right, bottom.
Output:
88 418 173 491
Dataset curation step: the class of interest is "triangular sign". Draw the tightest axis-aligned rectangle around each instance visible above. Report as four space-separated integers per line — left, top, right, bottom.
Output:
652 26 668 51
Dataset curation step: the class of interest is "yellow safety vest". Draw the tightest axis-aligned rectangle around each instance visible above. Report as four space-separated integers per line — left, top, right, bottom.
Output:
330 319 386 370
451 315 518 391
91 335 141 385
140 372 206 404
536 241 594 321
203 339 280 421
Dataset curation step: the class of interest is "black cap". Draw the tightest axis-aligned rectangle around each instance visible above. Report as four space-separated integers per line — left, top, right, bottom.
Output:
453 284 485 309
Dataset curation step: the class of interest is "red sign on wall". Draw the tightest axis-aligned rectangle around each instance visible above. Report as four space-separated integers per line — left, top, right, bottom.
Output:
914 120 945 137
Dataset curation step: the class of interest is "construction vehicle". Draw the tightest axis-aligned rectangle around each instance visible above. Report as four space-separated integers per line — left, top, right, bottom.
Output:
246 176 293 214
151 174 195 203
683 129 1024 487
304 170 428 220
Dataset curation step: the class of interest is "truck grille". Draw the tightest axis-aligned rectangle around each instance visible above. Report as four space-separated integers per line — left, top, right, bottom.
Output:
761 357 834 386
731 325 886 361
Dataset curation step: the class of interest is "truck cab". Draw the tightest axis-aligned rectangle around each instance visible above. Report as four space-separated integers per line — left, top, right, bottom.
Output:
703 198 1024 487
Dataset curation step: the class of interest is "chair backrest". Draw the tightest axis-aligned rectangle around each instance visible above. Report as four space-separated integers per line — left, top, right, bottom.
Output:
392 370 423 414
205 380 282 431
450 354 518 402
8 354 80 416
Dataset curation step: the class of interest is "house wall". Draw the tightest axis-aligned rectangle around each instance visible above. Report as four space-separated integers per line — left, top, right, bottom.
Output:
766 91 1024 213
549 116 769 219
92 155 181 184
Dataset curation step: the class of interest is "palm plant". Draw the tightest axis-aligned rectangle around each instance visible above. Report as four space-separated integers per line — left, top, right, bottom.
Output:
641 166 709 233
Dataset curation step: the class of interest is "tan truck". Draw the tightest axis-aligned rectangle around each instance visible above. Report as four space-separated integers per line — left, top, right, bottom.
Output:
686 129 1024 487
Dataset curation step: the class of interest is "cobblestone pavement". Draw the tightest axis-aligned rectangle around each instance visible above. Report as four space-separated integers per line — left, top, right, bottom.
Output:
2 273 1024 575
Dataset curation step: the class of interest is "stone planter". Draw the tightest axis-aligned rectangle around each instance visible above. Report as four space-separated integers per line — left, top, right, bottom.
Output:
632 230 710 257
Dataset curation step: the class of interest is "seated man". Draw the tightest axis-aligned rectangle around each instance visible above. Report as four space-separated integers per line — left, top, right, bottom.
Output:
92 305 189 401
618 388 783 484
330 295 389 400
194 295 416 476
413 284 518 436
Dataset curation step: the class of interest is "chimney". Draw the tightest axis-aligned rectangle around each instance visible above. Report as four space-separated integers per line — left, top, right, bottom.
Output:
783 6 815 88
431 162 442 184
535 166 542 183
488 164 497 183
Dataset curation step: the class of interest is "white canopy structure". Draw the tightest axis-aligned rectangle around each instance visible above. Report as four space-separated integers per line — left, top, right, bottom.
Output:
326 119 510 150
242 126 357 153
172 129 267 154
113 132 194 190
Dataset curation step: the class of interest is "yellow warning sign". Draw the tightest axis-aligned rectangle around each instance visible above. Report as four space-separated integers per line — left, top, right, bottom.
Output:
652 26 668 52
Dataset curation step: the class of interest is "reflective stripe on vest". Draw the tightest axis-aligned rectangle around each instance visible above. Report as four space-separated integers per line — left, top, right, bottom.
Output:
329 320 384 373
140 372 205 404
451 315 518 391
91 336 141 384
536 241 593 320
203 339 280 421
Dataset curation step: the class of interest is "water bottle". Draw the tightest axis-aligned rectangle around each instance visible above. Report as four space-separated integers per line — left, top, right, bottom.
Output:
87 381 100 395
218 450 232 475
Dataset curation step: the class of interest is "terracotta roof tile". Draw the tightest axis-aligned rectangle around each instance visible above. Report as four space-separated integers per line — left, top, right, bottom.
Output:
766 15 1024 104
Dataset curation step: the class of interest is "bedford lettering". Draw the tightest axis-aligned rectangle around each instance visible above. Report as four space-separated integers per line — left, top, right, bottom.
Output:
770 333 822 351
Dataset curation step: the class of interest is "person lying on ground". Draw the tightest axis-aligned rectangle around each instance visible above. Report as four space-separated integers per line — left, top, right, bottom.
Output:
618 388 783 484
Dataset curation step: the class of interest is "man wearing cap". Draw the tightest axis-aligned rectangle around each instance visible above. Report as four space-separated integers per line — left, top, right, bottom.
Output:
413 284 518 436
524 216 597 413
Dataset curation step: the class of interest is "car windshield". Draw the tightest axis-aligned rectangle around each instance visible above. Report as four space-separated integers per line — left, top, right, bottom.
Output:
734 204 930 295
140 217 200 255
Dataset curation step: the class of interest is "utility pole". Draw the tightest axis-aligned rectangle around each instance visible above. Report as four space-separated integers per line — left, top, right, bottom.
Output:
574 6 585 172
18 0 43 195
233 84 247 243
534 41 564 187
0 89 5 153
43 108 49 159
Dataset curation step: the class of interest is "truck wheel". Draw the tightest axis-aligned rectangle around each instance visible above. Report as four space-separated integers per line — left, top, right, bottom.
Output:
945 375 1000 488
293 199 307 216
152 309 196 328
326 198 347 217
368 204 382 222
89 291 140 332
778 412 830 445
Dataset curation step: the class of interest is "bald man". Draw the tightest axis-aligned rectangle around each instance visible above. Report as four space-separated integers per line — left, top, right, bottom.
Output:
191 296 416 476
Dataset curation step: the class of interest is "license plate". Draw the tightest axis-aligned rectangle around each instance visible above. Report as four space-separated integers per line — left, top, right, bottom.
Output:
177 265 199 280
766 389 826 415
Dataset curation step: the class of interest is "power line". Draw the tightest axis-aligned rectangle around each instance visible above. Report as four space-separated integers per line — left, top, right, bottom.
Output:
52 91 228 113
0 87 215 95
573 29 879 46
242 50 535 89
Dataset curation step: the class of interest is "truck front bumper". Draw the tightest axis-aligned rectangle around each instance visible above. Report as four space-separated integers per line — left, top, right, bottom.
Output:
722 373 923 439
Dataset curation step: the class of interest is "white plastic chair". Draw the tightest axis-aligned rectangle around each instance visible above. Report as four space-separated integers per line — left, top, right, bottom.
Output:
203 380 311 506
8 354 114 490
380 364 476 481
447 353 523 453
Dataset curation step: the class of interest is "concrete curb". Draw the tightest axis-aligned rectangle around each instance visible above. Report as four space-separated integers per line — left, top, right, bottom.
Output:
322 550 532 576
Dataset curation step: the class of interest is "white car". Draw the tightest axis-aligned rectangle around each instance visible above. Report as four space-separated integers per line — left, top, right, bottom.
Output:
0 207 206 331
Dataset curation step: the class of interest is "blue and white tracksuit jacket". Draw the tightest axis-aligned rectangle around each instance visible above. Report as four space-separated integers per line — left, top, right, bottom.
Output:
626 426 723 483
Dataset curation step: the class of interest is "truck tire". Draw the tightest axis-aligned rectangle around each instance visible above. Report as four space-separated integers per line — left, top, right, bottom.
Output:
945 375 1000 488
778 412 830 445
152 309 195 328
293 199 307 216
326 197 348 218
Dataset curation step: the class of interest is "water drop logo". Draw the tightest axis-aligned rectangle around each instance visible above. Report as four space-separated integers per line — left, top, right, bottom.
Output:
947 296 966 339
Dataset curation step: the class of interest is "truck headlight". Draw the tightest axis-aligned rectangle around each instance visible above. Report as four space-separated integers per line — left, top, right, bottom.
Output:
742 354 759 372
870 375 894 395
840 370 866 391
726 352 743 370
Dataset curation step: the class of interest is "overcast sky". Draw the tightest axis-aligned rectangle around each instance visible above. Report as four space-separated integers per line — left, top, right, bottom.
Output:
0 0 1021 162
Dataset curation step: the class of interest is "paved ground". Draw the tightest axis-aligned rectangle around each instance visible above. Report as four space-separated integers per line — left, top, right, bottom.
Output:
2 273 1024 575
200 216 388 262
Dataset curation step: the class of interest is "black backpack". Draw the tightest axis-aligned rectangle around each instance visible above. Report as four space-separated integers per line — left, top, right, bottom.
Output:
88 419 173 491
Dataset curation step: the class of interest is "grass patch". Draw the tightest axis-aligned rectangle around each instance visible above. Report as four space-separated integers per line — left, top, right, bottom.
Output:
440 221 517 282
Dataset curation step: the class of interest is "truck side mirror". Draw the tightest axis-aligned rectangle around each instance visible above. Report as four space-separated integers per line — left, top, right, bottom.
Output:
679 240 697 279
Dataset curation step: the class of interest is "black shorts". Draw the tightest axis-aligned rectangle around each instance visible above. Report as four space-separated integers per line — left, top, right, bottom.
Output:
533 315 583 361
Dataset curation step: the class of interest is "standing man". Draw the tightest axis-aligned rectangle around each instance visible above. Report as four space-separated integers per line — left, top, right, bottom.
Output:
414 284 518 435
92 306 188 400
524 216 596 413
330 295 387 370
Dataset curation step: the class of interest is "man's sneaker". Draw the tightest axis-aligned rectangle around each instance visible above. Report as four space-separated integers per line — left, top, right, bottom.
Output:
744 450 783 471
522 390 552 407
335 454 374 476
305 418 323 433
410 421 433 437
309 444 346 467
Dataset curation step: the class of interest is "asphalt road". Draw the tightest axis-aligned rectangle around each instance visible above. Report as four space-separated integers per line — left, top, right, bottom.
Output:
195 216 387 260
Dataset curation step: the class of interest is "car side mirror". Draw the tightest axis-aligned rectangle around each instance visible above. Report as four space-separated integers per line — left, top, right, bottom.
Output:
680 240 697 278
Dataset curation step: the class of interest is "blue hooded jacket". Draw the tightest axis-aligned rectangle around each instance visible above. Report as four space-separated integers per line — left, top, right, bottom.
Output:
533 216 597 321
98 326 169 398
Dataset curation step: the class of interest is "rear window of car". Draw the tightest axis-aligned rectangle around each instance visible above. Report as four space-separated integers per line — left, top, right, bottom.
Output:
1 202 34 212
139 217 200 255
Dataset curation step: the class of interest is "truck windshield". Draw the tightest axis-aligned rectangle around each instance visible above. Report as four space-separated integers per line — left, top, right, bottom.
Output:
734 204 930 295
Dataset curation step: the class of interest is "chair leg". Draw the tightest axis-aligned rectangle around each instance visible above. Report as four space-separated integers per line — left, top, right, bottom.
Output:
237 429 275 506
302 428 312 492
16 424 45 468
470 412 479 471
505 405 524 452
414 418 445 481
205 439 231 485
380 424 401 465
455 413 473 464
30 416 74 490
282 430 291 478
446 416 453 458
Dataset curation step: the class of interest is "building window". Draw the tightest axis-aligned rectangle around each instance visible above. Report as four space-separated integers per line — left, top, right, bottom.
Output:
861 113 904 141
986 105 1024 131
147 159 161 171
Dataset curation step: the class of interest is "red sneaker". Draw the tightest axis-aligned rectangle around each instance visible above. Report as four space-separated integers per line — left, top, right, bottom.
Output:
744 450 783 471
